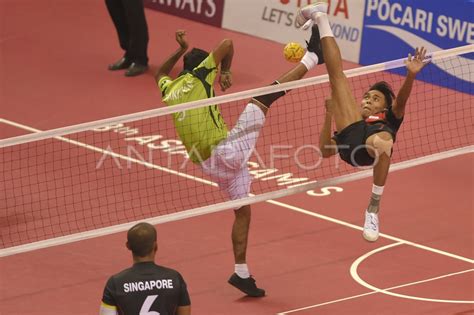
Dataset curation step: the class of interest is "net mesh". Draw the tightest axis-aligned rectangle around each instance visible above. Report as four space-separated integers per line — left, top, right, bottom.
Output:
1 48 473 249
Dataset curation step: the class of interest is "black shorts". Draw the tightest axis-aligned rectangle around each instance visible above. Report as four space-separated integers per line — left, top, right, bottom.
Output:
332 120 395 167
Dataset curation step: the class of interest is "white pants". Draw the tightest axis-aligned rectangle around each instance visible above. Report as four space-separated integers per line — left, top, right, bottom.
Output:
201 103 266 201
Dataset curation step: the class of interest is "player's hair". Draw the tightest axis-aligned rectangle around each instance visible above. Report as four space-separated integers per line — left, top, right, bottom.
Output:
369 81 396 108
127 222 157 257
183 48 209 72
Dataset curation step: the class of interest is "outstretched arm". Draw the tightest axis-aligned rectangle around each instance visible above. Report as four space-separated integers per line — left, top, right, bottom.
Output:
392 47 430 119
211 39 234 91
155 30 189 82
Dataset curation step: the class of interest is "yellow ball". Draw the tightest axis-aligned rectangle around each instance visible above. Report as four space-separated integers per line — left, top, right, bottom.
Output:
283 42 305 62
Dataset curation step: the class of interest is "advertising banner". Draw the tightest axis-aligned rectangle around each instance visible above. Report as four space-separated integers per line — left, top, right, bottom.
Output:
144 0 225 27
144 0 472 93
222 0 365 63
360 0 473 93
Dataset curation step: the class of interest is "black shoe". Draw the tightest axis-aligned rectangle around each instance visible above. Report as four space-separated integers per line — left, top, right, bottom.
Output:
108 57 132 71
228 273 265 297
125 63 149 77
306 25 324 64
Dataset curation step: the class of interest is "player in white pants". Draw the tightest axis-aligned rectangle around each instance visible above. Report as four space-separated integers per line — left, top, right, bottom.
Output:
157 26 325 297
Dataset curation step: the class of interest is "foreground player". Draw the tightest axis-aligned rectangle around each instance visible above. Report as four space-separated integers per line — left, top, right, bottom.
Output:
155 29 324 296
296 1 429 241
100 223 191 315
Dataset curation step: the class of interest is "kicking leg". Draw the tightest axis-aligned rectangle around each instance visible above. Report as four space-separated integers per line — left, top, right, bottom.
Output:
252 25 324 114
304 7 362 131
222 29 323 165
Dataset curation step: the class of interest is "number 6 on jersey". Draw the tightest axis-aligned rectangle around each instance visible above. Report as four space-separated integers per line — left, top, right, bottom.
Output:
140 295 160 315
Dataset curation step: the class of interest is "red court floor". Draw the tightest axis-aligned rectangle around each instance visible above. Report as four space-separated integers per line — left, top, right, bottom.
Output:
0 153 472 314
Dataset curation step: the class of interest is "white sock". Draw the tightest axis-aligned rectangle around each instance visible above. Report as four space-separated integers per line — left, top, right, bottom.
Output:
314 13 334 39
235 263 250 279
300 51 319 70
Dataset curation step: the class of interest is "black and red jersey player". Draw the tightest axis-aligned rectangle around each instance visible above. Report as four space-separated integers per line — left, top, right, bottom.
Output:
296 1 430 242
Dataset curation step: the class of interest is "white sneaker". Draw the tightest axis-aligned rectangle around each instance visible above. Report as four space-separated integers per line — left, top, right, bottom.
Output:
363 211 379 242
295 1 329 29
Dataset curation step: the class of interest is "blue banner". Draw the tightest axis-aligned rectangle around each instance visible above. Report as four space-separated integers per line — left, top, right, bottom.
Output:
360 0 473 94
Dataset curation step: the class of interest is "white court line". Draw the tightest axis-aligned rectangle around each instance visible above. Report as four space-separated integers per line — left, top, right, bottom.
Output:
278 266 474 314
264 200 474 264
0 117 473 265
350 242 474 304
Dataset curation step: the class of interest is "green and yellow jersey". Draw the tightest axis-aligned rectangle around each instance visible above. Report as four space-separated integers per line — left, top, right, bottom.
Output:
158 53 228 163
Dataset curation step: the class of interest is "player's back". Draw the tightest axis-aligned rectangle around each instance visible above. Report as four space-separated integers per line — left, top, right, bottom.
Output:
159 53 228 163
104 262 190 315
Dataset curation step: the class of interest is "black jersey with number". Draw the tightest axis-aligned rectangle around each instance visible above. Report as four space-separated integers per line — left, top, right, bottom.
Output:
332 107 404 167
102 262 190 315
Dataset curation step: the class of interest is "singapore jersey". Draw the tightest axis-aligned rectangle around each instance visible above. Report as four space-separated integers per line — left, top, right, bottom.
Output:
101 262 190 315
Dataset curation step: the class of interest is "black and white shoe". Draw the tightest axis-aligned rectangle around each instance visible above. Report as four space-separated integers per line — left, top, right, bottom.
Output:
306 25 325 65
228 273 265 297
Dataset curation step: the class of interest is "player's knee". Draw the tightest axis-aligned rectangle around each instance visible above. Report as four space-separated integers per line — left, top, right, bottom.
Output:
319 144 335 158
321 151 333 158
234 206 251 225
369 132 393 157
251 81 286 108
234 205 251 216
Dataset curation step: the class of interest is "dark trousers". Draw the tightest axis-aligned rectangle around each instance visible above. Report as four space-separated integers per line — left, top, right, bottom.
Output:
105 0 149 65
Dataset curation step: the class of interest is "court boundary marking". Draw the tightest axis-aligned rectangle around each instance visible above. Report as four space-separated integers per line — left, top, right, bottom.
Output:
278 266 474 314
0 118 473 268
350 242 474 304
279 243 474 314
